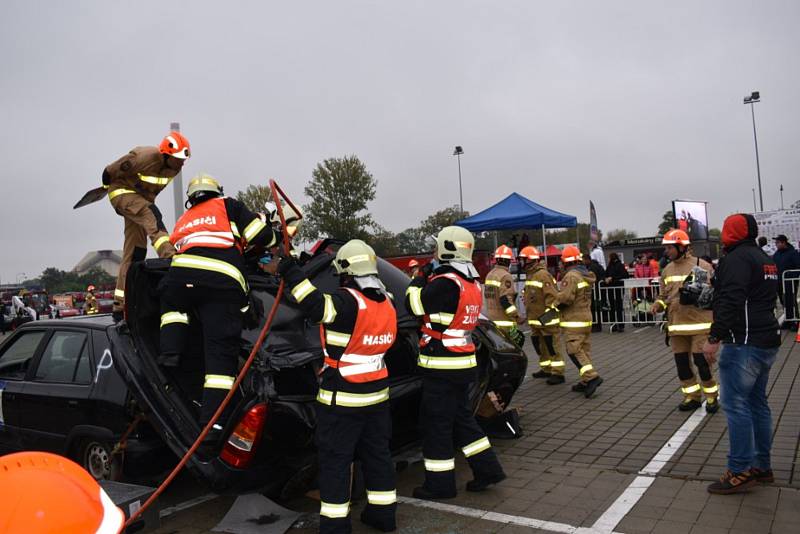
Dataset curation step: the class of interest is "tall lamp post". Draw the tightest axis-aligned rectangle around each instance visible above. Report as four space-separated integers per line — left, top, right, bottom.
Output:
743 91 763 212
453 145 464 214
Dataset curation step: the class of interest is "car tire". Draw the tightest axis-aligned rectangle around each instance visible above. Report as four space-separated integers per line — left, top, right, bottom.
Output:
76 438 122 481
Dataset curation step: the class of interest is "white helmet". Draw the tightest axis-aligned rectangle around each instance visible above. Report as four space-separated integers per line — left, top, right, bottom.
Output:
436 226 474 263
334 239 378 276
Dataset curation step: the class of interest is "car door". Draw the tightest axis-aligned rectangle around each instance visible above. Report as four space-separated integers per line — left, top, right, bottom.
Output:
18 329 94 453
0 329 49 453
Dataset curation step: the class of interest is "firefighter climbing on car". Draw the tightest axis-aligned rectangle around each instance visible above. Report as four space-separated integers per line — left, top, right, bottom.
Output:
278 239 398 534
651 229 719 413
484 244 524 347
157 174 278 450
101 131 191 320
557 245 603 398
519 246 565 384
406 226 506 500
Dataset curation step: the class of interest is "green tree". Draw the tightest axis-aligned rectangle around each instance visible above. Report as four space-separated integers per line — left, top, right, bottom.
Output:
604 228 638 242
302 155 376 240
657 210 675 236
235 184 273 213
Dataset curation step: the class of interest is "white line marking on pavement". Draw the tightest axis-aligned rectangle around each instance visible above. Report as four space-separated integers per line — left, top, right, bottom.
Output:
639 405 708 475
159 493 219 518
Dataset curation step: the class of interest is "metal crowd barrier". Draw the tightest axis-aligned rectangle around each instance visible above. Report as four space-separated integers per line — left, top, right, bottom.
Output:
591 278 665 329
780 269 800 324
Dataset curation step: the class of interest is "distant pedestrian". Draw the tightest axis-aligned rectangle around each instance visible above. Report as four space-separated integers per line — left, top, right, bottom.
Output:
704 214 781 494
583 254 605 332
604 252 628 332
772 234 800 325
589 240 606 269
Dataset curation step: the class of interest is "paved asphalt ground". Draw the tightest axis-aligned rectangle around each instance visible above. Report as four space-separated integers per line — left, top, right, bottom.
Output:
90 327 800 533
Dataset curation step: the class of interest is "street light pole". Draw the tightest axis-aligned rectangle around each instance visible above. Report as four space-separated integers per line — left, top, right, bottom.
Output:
453 146 464 214
743 91 763 212
780 184 784 210
752 189 757 212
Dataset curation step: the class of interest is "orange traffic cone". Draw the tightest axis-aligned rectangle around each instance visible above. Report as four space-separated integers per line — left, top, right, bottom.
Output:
796 323 800 343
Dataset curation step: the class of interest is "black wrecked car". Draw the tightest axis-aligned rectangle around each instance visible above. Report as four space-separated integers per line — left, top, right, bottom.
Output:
109 244 527 496
0 315 169 480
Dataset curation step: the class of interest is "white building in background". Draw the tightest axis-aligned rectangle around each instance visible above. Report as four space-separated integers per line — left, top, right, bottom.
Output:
72 250 123 277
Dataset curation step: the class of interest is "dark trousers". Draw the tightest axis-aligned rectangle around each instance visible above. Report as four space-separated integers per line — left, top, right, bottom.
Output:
160 284 244 425
420 376 504 494
780 282 797 322
607 287 624 324
316 402 396 534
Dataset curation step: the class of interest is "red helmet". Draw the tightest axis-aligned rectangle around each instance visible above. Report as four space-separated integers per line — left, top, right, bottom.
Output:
159 131 191 159
408 259 419 268
86 285 96 292
561 245 582 263
662 229 690 246
0 451 124 534
518 246 541 260
493 245 514 260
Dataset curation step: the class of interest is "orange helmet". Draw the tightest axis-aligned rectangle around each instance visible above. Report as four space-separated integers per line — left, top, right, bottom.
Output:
408 259 419 269
159 131 191 159
561 245 582 263
0 451 124 534
494 245 514 260
518 246 541 260
662 229 690 246
87 285 96 292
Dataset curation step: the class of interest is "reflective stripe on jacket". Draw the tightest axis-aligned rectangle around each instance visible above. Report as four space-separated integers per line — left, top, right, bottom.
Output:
657 253 713 336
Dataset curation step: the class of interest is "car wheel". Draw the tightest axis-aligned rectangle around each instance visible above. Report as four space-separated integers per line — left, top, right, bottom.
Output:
78 439 122 481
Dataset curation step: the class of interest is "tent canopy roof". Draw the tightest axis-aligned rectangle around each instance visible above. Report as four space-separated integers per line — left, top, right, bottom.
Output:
455 192 577 232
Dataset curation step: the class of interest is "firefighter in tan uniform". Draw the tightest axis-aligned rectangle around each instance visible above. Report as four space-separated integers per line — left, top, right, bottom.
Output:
651 229 719 413
103 132 190 318
484 245 522 345
83 285 99 315
519 246 565 384
556 246 603 398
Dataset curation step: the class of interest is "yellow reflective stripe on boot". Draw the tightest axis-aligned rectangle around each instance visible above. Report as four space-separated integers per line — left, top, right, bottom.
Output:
682 384 701 394
316 387 389 407
504 305 517 315
325 330 351 347
406 286 424 315
153 235 171 251
703 384 719 394
493 320 515 328
462 436 491 457
160 311 189 328
668 323 712 333
320 501 350 518
204 374 235 390
321 294 337 323
561 321 593 328
108 188 136 200
539 360 552 367
242 218 267 242
417 354 477 369
291 279 315 302
579 364 594 376
171 254 248 292
550 360 565 368
424 458 455 472
366 490 397 505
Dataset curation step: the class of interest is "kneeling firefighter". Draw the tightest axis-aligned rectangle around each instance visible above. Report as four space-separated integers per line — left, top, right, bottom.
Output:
278 240 397 533
650 229 718 413
557 246 603 398
406 226 506 499
158 174 277 443
519 246 565 384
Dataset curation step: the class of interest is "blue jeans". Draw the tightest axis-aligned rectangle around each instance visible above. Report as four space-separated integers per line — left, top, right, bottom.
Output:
718 343 778 473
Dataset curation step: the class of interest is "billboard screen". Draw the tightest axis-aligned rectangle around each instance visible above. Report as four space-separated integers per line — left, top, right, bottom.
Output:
672 200 709 241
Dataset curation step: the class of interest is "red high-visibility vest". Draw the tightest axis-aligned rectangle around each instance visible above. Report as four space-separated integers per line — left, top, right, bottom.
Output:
322 288 397 384
171 198 239 252
420 273 482 353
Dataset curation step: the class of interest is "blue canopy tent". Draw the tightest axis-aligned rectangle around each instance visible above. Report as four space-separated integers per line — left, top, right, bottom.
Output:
455 192 577 259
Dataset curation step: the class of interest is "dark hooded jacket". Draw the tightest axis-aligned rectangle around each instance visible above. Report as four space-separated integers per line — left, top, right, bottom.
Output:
710 213 781 348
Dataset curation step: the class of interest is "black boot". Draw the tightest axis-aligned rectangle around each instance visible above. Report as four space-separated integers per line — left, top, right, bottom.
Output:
412 486 456 500
678 398 702 411
466 471 507 492
546 374 565 385
584 377 603 398
360 509 397 532
531 369 551 379
571 382 587 392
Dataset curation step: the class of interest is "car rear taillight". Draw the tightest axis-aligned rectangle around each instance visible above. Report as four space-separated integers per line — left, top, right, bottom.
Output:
220 403 268 468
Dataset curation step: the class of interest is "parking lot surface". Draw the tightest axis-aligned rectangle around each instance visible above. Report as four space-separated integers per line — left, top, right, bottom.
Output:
150 326 800 533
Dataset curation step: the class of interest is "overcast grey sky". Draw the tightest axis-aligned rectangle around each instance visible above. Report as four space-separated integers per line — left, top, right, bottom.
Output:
2 0 799 283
